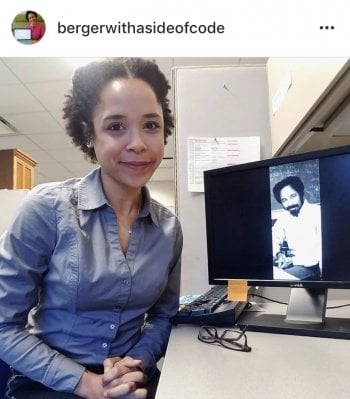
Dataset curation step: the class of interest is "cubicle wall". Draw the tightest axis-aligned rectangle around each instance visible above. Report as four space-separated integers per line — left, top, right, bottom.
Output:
0 189 28 235
173 65 271 295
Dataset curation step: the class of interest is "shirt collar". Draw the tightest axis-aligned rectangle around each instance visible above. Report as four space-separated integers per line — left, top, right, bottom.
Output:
77 167 108 210
299 199 311 215
77 167 160 227
142 185 160 228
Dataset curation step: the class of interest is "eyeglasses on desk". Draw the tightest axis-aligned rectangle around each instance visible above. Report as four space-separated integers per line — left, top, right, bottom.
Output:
198 325 252 352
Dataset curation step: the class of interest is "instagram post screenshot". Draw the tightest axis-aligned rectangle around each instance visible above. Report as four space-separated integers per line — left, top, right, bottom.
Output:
0 1 350 398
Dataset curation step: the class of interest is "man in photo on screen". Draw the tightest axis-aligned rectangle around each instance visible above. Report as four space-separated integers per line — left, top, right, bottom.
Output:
272 175 321 280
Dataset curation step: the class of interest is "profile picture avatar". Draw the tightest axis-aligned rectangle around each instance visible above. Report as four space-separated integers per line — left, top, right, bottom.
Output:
11 10 46 44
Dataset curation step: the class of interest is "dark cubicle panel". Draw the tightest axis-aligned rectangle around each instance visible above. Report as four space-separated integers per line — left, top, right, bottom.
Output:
173 64 271 295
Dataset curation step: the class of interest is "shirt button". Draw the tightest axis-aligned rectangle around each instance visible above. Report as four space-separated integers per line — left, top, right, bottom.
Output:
110 324 116 330
102 342 108 349
123 279 129 285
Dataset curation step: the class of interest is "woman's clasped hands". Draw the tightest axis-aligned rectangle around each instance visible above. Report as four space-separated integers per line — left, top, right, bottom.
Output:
74 356 148 399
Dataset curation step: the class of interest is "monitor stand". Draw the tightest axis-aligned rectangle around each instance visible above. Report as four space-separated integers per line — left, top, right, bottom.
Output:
237 288 350 339
286 286 327 324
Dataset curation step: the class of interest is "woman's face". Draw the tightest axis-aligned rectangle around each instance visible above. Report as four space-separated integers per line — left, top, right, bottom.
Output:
90 78 165 192
27 13 37 24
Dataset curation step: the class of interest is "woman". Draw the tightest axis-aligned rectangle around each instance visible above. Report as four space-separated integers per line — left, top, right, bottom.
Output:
0 58 182 399
25 10 45 41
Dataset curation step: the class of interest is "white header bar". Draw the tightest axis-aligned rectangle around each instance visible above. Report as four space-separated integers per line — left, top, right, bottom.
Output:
1 0 349 57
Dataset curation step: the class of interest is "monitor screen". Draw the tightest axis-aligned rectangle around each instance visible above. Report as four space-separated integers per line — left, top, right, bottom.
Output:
204 145 350 289
13 28 32 40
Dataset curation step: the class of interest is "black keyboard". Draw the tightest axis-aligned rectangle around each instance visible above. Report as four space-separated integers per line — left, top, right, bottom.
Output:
171 285 248 325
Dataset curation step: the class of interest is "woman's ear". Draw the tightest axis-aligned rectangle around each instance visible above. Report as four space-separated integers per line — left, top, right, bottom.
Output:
82 122 93 148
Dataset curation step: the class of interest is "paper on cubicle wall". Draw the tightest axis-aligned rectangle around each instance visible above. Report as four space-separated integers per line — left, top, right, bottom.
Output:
187 136 260 192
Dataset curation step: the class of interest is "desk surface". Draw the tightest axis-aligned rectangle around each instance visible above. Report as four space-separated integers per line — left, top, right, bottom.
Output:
156 302 350 399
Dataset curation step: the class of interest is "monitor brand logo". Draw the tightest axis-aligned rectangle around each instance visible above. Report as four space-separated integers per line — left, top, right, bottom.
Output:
290 282 304 288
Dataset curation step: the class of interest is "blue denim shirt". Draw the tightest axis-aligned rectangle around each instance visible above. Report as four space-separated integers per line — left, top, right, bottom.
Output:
0 168 182 393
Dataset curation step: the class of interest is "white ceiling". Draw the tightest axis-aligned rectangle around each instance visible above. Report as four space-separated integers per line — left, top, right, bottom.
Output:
0 57 267 185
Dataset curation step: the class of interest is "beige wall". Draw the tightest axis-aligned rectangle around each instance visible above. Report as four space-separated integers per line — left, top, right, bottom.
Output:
267 58 349 155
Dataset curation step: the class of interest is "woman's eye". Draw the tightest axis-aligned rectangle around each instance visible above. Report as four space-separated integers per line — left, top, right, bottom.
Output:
108 122 125 131
144 121 159 130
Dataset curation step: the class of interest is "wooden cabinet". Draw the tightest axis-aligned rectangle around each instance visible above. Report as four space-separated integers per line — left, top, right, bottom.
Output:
0 149 37 189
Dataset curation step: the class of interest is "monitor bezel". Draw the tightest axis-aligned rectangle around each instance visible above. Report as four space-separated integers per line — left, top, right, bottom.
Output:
204 144 350 289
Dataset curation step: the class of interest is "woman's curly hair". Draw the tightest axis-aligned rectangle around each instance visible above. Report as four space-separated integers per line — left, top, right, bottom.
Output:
62 58 174 163
25 10 38 21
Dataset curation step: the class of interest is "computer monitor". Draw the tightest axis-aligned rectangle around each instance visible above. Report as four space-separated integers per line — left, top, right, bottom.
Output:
204 144 350 338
